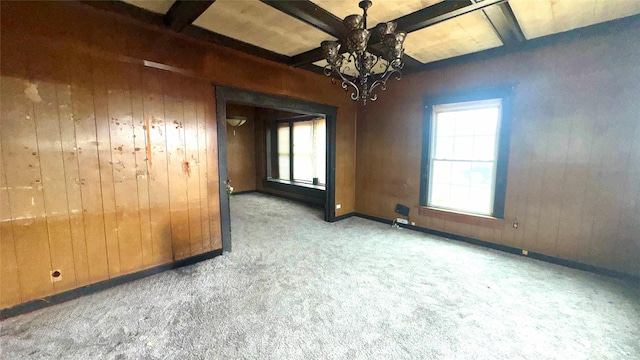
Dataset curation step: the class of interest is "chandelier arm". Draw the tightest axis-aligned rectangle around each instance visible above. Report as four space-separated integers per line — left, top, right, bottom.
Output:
323 64 333 77
334 68 360 101
369 53 381 74
368 68 402 99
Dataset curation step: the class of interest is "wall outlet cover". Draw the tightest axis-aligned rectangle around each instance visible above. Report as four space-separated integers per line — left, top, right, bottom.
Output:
396 218 409 225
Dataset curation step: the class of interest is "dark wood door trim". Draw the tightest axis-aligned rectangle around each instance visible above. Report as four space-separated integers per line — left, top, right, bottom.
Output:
215 85 338 252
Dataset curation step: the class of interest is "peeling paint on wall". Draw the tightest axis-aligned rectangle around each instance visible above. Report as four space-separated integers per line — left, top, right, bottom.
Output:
24 82 42 103
182 160 191 177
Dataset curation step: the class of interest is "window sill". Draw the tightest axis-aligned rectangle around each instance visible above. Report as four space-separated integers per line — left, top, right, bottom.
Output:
266 178 325 191
418 206 504 229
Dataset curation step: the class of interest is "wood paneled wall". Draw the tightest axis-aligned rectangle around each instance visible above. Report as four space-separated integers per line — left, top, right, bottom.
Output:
0 39 221 309
356 20 640 277
226 104 256 192
0 1 357 309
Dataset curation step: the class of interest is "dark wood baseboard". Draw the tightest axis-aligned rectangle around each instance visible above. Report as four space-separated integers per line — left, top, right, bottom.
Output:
254 189 325 209
1 249 223 320
232 190 258 195
331 212 355 222
353 213 640 284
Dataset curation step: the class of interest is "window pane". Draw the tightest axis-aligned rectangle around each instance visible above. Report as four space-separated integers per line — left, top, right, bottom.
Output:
450 185 470 210
432 160 452 184
427 98 501 216
473 136 496 161
430 183 451 207
314 119 326 184
451 161 472 186
293 121 313 182
434 136 454 159
452 136 473 160
470 162 493 186
454 111 475 136
436 113 456 136
277 123 290 180
473 108 499 135
469 185 492 214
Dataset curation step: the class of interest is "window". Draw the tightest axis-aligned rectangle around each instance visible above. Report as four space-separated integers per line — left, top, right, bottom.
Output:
268 117 326 187
420 87 512 218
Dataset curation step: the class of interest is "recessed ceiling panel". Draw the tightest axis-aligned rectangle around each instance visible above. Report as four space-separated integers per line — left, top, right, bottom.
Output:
510 0 640 39
123 0 175 15
193 0 335 56
312 0 441 26
403 11 503 63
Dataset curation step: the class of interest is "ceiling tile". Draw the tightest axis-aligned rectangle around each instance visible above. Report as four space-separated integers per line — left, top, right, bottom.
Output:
312 0 442 27
193 0 335 56
510 0 640 40
123 0 175 15
403 11 503 63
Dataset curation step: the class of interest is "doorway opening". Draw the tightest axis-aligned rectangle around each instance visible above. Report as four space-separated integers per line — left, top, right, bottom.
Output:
215 86 337 252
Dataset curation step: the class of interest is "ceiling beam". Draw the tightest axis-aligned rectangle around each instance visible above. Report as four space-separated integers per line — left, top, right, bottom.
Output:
261 0 423 70
164 0 216 32
291 0 508 67
473 1 525 46
82 1 290 64
259 0 345 38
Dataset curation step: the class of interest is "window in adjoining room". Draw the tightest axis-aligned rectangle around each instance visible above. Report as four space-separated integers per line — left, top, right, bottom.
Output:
420 87 512 218
268 117 326 188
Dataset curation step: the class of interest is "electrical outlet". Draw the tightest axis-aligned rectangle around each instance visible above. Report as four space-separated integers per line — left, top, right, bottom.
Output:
396 218 408 225
336 204 341 210
521 250 528 256
411 222 415 226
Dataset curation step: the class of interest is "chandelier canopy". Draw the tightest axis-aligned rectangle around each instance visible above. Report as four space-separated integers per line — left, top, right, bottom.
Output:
321 0 407 105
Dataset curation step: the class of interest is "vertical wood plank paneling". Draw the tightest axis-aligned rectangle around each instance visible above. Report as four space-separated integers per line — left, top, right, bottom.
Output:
1 75 55 301
31 68 78 292
105 60 143 274
519 84 549 253
69 53 110 282
163 72 191 260
535 88 572 256
511 116 533 251
0 147 23 308
141 67 173 265
91 57 122 277
128 64 154 267
555 86 597 262
587 80 637 271
182 79 203 256
56 65 91 287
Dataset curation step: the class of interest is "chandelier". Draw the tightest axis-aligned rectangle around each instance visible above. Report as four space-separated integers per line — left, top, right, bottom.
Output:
321 0 407 105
